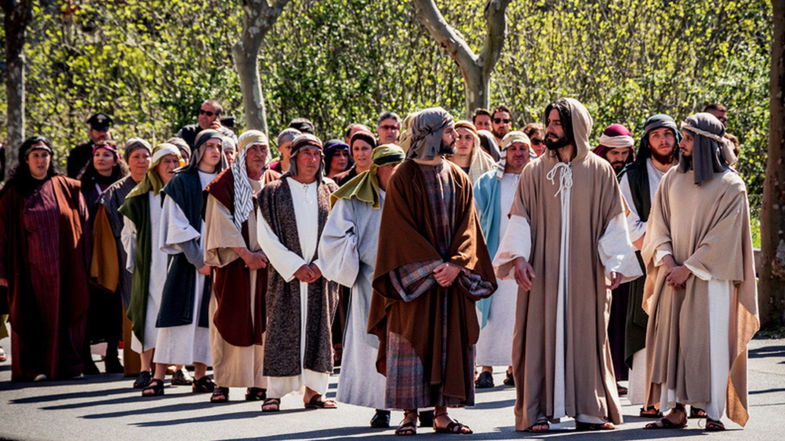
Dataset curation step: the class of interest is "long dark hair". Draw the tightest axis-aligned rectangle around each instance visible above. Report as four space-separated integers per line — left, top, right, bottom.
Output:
2 136 61 196
77 140 130 188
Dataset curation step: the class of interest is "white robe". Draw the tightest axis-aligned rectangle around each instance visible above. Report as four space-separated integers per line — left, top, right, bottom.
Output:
121 191 165 353
619 158 667 404
153 170 215 366
318 193 387 409
257 177 328 398
475 172 519 367
494 164 641 424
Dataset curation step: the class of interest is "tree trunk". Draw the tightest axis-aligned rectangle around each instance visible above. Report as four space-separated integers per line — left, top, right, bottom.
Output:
3 0 34 173
232 0 289 135
759 0 785 328
412 0 511 118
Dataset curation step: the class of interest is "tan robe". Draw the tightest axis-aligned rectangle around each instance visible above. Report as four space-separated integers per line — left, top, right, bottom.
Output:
204 180 266 389
642 168 758 426
494 99 641 429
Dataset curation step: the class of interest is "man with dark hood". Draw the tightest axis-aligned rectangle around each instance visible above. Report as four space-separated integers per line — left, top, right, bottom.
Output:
618 114 679 415
494 98 641 432
641 113 757 432
369 107 497 435
256 134 339 412
154 129 227 395
592 124 635 174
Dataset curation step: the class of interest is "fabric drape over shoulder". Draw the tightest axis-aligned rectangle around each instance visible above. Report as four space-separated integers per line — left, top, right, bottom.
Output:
641 168 758 426
369 159 497 407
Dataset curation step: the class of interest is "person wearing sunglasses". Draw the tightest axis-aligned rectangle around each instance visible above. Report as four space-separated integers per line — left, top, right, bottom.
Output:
176 100 234 149
491 105 513 144
523 122 547 157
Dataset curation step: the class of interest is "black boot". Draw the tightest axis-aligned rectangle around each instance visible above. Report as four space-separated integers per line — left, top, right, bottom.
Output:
370 409 391 428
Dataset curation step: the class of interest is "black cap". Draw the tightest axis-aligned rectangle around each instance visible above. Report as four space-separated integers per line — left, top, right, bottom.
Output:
87 113 113 131
288 117 315 134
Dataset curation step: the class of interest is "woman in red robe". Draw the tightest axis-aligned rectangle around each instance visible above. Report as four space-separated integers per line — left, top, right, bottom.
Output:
0 136 90 381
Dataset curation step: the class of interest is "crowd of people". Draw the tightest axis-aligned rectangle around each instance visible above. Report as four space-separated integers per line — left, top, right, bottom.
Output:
0 98 758 435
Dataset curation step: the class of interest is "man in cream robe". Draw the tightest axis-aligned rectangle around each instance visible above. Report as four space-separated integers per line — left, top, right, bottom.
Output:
642 113 758 431
203 131 280 403
318 145 405 428
494 98 642 432
257 134 339 411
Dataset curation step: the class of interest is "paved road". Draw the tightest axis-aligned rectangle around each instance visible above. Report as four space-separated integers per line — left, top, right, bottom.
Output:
0 336 782 441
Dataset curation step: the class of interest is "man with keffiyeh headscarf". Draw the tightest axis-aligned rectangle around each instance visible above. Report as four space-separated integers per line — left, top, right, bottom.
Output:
617 114 679 415
120 143 182 395
494 98 642 432
318 144 405 428
202 131 280 403
641 113 758 432
593 124 636 174
368 107 497 435
256 134 339 412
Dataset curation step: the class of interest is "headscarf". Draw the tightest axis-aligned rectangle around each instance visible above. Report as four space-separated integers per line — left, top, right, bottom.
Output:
323 139 353 176
285 133 324 181
123 137 152 162
543 98 593 162
330 144 405 209
398 111 419 153
182 129 228 174
231 130 269 230
678 113 731 185
496 131 530 179
126 143 182 198
633 114 681 167
452 120 496 182
592 124 635 162
407 107 453 161
166 137 191 160
92 142 120 162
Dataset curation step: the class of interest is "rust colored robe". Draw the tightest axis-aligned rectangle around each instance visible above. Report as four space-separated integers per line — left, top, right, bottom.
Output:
369 159 496 409
0 176 90 381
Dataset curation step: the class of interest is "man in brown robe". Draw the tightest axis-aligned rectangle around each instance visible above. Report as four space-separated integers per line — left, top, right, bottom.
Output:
369 107 497 435
642 113 758 432
203 130 280 403
494 98 642 432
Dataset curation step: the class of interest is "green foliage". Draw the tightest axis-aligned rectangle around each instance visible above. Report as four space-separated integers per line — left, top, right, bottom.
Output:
0 0 772 196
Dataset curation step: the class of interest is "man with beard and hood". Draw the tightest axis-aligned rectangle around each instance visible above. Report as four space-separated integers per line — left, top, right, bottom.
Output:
156 129 227 395
592 124 635 175
494 98 642 432
256 134 339 412
120 143 183 395
318 144 406 428
203 130 281 403
641 113 757 432
368 107 497 435
617 114 679 416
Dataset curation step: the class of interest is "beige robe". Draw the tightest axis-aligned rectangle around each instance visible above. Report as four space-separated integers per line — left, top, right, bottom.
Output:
642 168 758 426
204 179 267 389
494 99 641 430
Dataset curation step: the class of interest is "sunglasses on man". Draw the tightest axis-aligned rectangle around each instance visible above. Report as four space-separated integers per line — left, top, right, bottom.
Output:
199 109 219 117
493 118 511 124
531 138 545 145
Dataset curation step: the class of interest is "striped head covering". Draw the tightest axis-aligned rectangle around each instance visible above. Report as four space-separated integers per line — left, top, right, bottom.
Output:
231 130 269 230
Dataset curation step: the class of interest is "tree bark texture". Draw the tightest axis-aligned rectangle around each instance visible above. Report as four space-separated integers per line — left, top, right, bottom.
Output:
232 0 289 134
412 0 511 117
759 0 785 327
3 0 34 173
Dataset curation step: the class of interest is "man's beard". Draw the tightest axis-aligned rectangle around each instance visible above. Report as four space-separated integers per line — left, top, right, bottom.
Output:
650 147 674 165
545 133 569 151
611 161 626 171
438 139 456 155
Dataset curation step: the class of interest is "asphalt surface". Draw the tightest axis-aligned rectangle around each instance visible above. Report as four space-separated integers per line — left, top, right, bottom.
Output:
0 336 782 441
